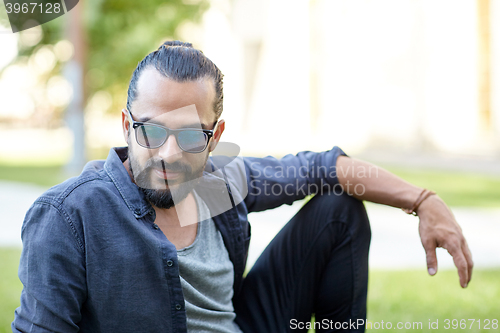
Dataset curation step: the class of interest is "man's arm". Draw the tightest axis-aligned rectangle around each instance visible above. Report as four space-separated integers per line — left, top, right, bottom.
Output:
242 147 346 212
13 201 86 332
336 156 473 288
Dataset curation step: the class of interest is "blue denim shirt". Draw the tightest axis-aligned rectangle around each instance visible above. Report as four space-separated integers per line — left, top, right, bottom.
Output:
13 146 345 333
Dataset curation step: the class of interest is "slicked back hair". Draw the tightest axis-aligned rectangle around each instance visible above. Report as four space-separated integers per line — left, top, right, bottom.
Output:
126 41 224 119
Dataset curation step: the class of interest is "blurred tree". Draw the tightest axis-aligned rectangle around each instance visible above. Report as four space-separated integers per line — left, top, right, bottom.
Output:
7 0 208 118
83 0 208 111
0 6 9 28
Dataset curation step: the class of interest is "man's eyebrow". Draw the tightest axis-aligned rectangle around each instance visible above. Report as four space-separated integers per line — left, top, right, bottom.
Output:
137 117 210 130
182 122 211 130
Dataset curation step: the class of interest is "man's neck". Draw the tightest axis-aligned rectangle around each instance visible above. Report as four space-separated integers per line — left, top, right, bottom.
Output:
153 191 197 227
123 158 135 183
153 192 198 249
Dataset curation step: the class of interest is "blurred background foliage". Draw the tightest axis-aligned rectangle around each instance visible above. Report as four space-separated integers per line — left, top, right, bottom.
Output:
1 0 208 127
83 0 207 112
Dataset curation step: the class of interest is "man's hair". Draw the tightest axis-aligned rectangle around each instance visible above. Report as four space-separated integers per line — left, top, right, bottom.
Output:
126 40 224 119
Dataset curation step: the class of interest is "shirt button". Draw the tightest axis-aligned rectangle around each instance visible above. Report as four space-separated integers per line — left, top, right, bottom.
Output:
175 304 182 311
153 224 159 230
166 260 174 267
148 209 155 216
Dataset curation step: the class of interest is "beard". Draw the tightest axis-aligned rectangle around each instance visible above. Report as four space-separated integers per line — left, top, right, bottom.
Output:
128 146 207 209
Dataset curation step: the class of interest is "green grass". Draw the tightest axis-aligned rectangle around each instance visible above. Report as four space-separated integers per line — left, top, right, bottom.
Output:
2 246 498 332
0 248 22 333
365 269 500 332
307 270 500 333
380 166 500 208
0 164 65 188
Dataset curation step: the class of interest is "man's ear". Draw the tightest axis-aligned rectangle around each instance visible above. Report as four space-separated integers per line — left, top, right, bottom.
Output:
121 109 130 143
209 119 225 152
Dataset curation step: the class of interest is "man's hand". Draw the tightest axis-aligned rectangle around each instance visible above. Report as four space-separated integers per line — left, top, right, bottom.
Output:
416 194 473 288
336 156 474 287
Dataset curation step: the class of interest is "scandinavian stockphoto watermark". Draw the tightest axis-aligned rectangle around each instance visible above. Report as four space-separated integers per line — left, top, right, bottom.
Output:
290 318 423 331
290 319 369 331
247 160 379 198
2 0 78 33
290 318 499 330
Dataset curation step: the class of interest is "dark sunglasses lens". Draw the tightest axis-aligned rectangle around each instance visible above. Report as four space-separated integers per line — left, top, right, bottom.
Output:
136 125 167 148
178 130 208 153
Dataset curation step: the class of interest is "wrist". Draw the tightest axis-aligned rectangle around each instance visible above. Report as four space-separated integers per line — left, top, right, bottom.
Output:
402 188 436 216
401 186 424 210
414 193 441 216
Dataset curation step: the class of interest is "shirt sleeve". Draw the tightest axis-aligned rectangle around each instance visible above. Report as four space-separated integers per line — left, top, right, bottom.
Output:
12 200 86 333
242 146 347 213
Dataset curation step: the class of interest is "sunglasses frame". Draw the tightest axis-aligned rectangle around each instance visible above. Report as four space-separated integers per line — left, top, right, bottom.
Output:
126 109 216 153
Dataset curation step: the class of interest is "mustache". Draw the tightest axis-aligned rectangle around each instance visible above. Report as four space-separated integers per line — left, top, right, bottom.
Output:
143 158 192 174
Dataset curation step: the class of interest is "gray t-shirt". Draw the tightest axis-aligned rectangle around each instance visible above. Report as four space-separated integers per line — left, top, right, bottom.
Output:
177 191 243 333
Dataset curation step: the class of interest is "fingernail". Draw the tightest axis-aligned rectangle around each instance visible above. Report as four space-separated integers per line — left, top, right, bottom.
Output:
428 268 436 275
464 283 468 288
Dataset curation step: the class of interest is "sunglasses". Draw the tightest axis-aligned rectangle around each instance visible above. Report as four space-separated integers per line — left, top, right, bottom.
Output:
126 109 216 153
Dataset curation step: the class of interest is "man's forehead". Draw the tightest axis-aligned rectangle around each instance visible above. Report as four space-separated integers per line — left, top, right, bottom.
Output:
134 67 215 108
132 67 216 128
135 67 172 92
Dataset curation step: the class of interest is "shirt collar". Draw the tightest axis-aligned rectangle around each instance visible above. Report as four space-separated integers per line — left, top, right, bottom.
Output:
104 147 152 218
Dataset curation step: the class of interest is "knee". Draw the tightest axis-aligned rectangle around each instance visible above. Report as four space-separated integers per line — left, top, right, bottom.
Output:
305 190 371 238
308 189 365 219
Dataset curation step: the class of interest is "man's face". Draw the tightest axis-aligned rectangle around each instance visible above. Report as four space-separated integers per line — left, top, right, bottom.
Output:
122 68 224 208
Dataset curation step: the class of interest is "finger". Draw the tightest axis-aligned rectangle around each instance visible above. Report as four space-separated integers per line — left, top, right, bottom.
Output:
447 242 469 288
425 245 438 276
462 238 474 284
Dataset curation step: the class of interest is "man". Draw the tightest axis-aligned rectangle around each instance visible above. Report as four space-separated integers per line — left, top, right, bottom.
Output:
13 41 472 332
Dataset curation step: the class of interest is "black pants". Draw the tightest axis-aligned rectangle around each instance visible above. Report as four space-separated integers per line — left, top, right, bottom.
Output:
234 191 371 333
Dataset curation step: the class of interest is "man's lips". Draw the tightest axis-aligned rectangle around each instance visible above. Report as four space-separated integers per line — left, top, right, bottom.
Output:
153 168 182 180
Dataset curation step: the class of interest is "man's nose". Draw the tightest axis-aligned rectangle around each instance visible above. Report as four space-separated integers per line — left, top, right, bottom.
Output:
158 134 183 164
